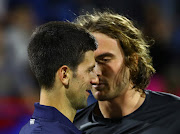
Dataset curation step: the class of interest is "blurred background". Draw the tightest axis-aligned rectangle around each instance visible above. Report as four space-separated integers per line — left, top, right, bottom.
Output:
0 0 180 133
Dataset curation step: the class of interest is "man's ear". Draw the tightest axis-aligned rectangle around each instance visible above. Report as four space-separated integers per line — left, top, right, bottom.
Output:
131 53 138 66
57 65 71 86
133 53 138 65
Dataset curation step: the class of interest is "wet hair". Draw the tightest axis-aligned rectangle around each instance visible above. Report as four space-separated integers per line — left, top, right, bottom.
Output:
28 21 97 89
75 11 155 89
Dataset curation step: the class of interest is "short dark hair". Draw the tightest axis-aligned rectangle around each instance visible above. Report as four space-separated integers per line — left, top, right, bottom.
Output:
28 21 97 89
75 11 155 90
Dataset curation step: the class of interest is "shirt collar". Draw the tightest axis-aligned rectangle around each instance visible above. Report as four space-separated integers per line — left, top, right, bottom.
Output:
33 102 71 124
32 102 82 133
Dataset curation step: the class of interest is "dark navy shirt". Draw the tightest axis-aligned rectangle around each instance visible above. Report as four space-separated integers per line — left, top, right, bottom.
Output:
20 103 82 134
74 90 180 134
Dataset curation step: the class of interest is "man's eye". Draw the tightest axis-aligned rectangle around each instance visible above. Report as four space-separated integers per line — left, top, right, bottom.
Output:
103 58 110 61
99 58 111 63
88 67 94 72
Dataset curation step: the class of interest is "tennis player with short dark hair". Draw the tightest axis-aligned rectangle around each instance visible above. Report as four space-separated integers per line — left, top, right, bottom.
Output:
20 21 99 134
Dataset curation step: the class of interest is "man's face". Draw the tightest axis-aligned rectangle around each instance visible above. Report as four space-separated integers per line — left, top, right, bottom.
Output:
91 32 130 101
66 51 98 110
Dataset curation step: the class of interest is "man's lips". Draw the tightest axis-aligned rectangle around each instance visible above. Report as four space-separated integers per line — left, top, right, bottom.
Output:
92 83 106 90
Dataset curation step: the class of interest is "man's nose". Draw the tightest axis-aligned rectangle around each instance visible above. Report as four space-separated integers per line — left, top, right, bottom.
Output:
90 76 99 85
94 63 102 77
90 63 101 85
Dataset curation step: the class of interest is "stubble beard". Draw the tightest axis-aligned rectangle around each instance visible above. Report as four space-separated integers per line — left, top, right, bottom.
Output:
66 75 89 110
93 66 130 101
66 89 88 110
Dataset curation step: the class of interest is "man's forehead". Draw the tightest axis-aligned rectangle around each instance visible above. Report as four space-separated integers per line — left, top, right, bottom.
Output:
94 41 124 59
80 51 95 65
94 43 120 56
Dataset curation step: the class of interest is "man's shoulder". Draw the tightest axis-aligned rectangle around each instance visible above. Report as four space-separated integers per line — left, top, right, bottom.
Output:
19 119 41 134
146 90 180 103
20 118 82 134
145 90 180 112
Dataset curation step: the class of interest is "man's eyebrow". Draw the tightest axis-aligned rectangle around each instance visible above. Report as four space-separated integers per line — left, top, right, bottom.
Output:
96 53 114 59
87 64 95 71
89 64 95 69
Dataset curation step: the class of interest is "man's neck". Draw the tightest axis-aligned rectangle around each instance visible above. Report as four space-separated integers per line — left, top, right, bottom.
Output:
97 88 145 119
40 88 76 122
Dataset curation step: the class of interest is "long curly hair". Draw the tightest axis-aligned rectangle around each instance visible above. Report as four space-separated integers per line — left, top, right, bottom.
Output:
74 11 155 89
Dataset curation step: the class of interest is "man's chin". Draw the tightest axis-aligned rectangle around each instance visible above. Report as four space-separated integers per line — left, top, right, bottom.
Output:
93 92 107 101
76 102 88 110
